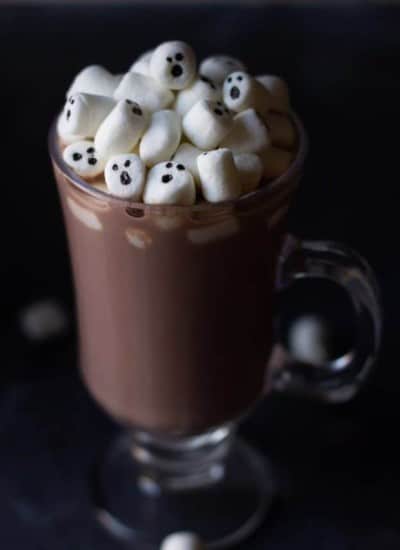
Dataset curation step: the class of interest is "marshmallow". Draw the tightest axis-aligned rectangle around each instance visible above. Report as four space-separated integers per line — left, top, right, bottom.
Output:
200 55 246 85
260 147 294 180
182 99 233 150
114 72 174 112
197 149 241 203
223 71 272 118
63 140 105 177
95 100 148 159
160 533 205 550
129 49 154 76
265 113 296 149
256 75 290 113
105 154 146 199
139 110 181 167
57 115 85 145
221 108 271 154
234 153 263 194
66 197 103 231
125 227 152 250
58 93 115 139
143 161 196 206
150 41 196 90
174 75 221 117
172 143 203 186
67 65 121 98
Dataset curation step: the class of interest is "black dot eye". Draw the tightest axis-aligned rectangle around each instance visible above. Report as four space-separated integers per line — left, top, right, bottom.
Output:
124 160 131 167
162 174 173 183
88 158 97 165
72 152 82 161
177 164 185 170
228 77 232 83
237 75 243 81
66 109 71 120
175 52 184 61
87 147 95 154
112 164 118 171
203 152 207 156
126 99 133 104
166 56 173 63
166 162 173 168
69 97 75 104
214 108 223 116
132 106 142 116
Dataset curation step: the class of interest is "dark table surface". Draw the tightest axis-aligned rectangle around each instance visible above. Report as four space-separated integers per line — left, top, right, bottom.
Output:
0 4 398 549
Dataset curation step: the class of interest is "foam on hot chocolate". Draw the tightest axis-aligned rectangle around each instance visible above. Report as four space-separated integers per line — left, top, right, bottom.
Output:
57 41 297 205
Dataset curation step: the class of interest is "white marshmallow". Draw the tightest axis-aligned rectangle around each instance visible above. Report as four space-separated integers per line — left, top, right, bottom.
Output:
139 110 181 167
265 113 296 149
174 75 221 117
234 153 263 194
182 99 233 150
58 93 115 139
221 108 271 154
143 161 196 206
150 41 196 90
256 75 290 113
95 99 148 159
66 197 103 231
200 55 246 85
114 72 174 112
260 147 293 180
105 154 146 199
57 115 85 145
197 149 241 203
63 140 105 177
160 532 205 550
223 71 272 118
129 49 154 76
172 143 203 186
67 65 121 98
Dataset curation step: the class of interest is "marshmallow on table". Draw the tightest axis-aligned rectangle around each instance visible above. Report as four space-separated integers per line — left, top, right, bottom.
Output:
260 147 294 180
174 75 221 117
67 65 121 98
256 75 290 113
63 140 105 177
265 112 296 149
172 143 203 186
114 72 174 112
200 55 246 85
58 93 115 139
95 99 148 159
139 110 181 167
104 154 146 199
183 99 233 150
160 532 206 550
129 49 154 76
197 148 241 203
143 161 196 206
221 108 271 154
150 40 196 90
234 153 263 194
223 71 272 119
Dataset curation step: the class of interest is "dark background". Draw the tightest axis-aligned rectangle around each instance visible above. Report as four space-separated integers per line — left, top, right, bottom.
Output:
0 3 398 549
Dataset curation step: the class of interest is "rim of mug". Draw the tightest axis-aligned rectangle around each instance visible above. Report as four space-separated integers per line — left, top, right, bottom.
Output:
48 111 308 213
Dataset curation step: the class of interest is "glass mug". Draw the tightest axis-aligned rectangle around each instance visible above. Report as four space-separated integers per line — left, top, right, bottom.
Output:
49 115 381 549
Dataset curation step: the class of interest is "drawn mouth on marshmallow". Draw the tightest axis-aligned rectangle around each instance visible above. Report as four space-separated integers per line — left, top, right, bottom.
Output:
120 171 132 185
230 86 240 100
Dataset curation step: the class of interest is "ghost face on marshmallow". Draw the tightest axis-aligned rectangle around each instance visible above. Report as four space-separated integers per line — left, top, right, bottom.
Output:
143 161 196 206
104 154 146 199
63 140 104 178
223 71 272 119
150 41 196 90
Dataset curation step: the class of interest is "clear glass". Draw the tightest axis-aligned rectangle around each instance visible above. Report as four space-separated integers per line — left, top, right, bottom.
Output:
49 114 382 548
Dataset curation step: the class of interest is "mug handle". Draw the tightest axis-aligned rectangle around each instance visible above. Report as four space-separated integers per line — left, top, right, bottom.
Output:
269 236 383 402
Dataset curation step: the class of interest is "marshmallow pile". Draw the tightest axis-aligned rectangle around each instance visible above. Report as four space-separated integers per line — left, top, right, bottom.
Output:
58 41 297 205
